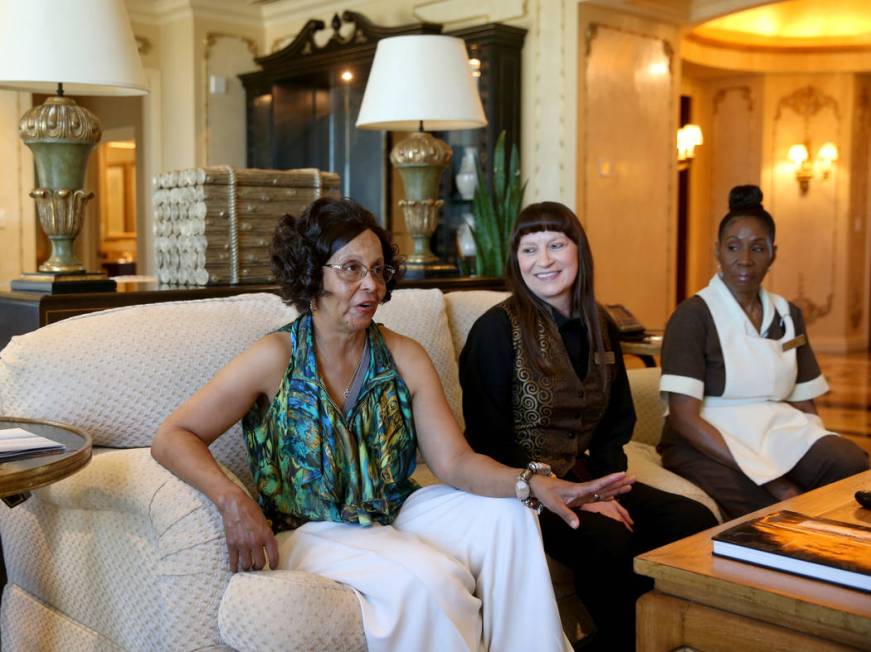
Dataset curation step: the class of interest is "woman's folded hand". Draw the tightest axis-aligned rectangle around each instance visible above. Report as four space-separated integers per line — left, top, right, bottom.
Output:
531 472 635 529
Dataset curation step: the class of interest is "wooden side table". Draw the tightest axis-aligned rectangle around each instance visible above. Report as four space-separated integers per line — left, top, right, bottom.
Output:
0 417 92 601
634 471 871 651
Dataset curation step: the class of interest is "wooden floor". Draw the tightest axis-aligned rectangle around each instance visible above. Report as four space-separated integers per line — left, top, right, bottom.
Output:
816 351 871 455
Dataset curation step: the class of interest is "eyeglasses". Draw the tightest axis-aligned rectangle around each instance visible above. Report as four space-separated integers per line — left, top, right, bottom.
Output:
323 262 398 284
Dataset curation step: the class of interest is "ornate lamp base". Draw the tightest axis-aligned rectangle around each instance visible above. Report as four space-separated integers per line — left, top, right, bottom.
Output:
13 91 115 293
391 132 458 278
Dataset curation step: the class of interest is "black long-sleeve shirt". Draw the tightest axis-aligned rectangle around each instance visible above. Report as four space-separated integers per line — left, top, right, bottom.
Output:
458 306 636 478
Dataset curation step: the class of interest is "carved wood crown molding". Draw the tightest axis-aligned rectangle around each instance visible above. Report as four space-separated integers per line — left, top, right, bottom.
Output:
774 85 841 122
262 10 441 62
205 32 258 60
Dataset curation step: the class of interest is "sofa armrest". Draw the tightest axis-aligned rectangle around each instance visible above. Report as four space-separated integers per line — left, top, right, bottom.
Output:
5 446 235 649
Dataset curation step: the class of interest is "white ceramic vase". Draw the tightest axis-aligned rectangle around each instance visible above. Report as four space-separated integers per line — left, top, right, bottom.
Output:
455 147 478 200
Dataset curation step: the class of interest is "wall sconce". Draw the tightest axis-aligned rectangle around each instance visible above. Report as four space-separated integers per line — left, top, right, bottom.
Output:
677 124 703 171
787 141 838 194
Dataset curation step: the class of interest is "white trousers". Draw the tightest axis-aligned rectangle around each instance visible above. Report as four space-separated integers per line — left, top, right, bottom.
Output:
276 484 572 652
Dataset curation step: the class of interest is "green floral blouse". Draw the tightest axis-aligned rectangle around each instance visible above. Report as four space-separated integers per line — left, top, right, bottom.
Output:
242 313 419 532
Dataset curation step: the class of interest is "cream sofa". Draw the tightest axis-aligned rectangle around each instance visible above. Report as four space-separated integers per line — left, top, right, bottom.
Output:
0 290 720 651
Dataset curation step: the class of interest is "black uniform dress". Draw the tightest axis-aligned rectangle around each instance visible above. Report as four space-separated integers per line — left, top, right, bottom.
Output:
459 300 718 652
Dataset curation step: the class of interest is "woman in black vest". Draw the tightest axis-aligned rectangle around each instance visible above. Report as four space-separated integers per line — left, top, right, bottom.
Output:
459 201 718 651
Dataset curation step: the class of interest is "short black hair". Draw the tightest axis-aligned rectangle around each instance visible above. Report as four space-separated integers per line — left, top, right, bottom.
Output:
270 197 399 313
717 184 776 242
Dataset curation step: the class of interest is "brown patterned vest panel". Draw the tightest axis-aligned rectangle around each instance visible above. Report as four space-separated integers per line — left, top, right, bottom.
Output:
501 299 615 477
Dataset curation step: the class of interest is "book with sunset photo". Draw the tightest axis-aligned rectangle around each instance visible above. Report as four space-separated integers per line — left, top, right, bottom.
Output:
712 510 871 592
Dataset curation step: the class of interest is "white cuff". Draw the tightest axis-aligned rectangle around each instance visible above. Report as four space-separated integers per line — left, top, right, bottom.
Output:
787 375 829 402
659 374 704 400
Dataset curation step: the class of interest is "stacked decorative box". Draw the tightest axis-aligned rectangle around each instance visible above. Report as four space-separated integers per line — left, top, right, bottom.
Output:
153 167 340 285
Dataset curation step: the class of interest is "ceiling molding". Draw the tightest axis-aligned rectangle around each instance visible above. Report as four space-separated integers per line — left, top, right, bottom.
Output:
125 0 263 28
685 31 871 54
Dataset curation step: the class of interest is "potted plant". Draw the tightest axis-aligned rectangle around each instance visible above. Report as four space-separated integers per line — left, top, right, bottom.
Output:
468 131 527 276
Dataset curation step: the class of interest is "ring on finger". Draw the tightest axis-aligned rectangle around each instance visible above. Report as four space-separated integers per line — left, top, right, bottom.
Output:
592 493 600 502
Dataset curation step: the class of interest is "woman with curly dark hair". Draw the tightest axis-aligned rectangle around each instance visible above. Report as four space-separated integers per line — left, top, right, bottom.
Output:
152 197 634 652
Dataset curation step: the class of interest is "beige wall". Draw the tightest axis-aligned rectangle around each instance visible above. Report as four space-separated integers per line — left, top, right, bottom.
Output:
577 4 682 329
683 62 871 351
0 91 35 283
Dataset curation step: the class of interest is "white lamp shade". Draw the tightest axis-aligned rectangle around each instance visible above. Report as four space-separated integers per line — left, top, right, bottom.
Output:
356 35 486 131
0 0 147 96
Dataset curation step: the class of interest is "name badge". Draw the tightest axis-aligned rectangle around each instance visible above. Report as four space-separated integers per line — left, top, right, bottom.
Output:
782 334 807 352
595 351 616 365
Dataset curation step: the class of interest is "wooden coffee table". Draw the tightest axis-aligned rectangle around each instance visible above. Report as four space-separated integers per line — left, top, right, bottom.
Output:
635 471 871 651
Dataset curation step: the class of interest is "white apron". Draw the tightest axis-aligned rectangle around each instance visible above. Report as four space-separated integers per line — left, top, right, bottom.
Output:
697 274 832 485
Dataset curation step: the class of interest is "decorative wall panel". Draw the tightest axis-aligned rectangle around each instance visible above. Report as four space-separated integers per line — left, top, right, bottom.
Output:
767 82 843 333
584 24 674 328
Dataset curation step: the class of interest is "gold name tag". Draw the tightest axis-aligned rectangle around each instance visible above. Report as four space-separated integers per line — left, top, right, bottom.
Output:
782 334 807 352
595 351 616 365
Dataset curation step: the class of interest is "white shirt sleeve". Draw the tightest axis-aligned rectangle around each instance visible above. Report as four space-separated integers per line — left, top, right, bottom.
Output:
659 374 705 400
786 374 829 402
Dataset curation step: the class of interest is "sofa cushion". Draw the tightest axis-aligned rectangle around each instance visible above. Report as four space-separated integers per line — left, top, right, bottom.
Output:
626 367 665 446
444 290 509 360
219 571 366 652
374 289 463 427
625 441 722 521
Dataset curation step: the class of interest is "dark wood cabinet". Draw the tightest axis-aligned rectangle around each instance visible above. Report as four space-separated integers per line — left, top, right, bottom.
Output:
239 12 525 266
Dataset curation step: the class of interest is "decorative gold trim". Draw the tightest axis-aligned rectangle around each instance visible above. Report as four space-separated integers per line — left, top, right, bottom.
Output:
792 275 834 326
685 31 871 55
774 85 840 122
134 35 152 55
205 32 258 60
713 86 753 115
19 97 101 144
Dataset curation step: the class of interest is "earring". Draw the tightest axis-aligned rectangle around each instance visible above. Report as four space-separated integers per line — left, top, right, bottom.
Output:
309 299 318 312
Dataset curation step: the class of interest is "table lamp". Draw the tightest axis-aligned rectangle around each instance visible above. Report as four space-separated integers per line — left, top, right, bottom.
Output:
0 0 147 293
356 35 486 278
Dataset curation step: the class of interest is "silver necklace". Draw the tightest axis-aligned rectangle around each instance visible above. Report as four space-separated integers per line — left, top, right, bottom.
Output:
343 344 366 400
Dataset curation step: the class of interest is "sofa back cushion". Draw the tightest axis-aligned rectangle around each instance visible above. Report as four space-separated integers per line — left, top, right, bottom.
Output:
0 293 297 490
626 367 665 445
0 289 460 490
373 289 463 428
444 290 510 359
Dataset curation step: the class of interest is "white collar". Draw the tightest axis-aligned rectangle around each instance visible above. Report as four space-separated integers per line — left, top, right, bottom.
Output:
708 273 776 336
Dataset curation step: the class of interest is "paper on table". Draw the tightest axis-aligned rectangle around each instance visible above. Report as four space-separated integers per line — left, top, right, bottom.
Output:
0 427 65 460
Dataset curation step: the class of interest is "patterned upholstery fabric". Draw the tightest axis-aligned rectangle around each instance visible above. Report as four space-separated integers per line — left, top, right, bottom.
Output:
375 288 464 427
0 293 297 494
1 584 128 651
0 290 719 651
219 572 366 652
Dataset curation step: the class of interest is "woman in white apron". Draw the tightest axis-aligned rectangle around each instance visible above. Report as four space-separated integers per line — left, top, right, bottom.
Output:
658 185 867 519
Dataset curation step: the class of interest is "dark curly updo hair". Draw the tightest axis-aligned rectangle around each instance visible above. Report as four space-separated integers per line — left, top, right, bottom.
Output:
718 184 776 242
270 197 399 312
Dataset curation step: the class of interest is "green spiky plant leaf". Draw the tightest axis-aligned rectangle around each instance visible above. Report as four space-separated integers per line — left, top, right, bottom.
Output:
467 131 527 277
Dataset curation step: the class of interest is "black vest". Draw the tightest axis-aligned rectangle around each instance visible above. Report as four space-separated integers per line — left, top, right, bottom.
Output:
501 300 615 477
